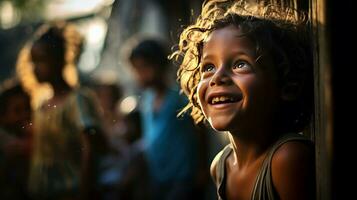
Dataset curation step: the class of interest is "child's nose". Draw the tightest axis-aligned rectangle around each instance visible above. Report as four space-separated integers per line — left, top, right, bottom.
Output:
209 66 232 86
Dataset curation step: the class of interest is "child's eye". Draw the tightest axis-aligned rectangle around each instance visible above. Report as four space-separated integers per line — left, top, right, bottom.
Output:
232 61 252 72
202 64 215 73
233 61 248 69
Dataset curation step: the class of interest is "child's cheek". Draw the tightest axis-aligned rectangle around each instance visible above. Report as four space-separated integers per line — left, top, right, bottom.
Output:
196 80 208 112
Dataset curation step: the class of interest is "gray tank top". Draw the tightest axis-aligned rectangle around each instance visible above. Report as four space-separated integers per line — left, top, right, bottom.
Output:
214 133 312 200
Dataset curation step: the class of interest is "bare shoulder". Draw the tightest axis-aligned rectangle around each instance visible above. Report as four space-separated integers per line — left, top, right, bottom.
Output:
210 148 226 184
273 140 314 164
271 141 315 200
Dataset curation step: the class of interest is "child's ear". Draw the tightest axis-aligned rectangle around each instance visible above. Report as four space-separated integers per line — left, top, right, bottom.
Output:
280 81 302 101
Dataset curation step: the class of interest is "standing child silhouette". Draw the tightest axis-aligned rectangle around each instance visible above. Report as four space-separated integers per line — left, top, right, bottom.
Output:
129 39 201 200
20 22 108 200
171 0 315 199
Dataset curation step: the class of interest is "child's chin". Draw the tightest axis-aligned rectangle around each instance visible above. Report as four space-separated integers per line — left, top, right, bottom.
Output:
209 122 230 132
207 115 236 132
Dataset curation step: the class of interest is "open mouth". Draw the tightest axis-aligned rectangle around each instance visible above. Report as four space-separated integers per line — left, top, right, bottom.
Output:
209 95 241 105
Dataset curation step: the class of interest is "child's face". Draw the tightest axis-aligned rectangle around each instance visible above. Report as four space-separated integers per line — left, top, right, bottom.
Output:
30 42 62 83
0 94 31 134
197 25 279 132
130 57 161 89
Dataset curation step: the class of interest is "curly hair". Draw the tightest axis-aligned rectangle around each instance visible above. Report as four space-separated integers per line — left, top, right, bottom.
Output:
171 0 312 131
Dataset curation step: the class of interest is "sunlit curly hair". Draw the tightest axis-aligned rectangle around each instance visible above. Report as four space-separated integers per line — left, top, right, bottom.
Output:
171 0 313 131
16 21 83 108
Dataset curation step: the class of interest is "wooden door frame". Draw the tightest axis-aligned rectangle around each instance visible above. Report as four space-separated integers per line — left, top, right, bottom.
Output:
310 0 333 199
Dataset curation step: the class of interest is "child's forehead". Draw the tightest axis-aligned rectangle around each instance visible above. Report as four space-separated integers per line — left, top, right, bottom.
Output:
202 26 256 57
204 25 247 41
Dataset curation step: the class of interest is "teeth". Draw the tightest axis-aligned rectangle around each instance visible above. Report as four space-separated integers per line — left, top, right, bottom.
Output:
212 97 217 104
220 96 229 102
211 96 235 104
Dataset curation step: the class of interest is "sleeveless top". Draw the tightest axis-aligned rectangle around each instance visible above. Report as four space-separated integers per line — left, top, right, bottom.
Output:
213 133 312 200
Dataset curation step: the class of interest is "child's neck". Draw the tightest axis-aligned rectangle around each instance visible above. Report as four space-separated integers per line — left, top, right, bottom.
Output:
51 80 72 98
152 81 167 96
227 129 278 169
151 83 168 112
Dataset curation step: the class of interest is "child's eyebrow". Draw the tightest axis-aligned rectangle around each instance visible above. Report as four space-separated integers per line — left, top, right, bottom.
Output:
201 54 214 61
233 32 249 38
201 51 254 61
